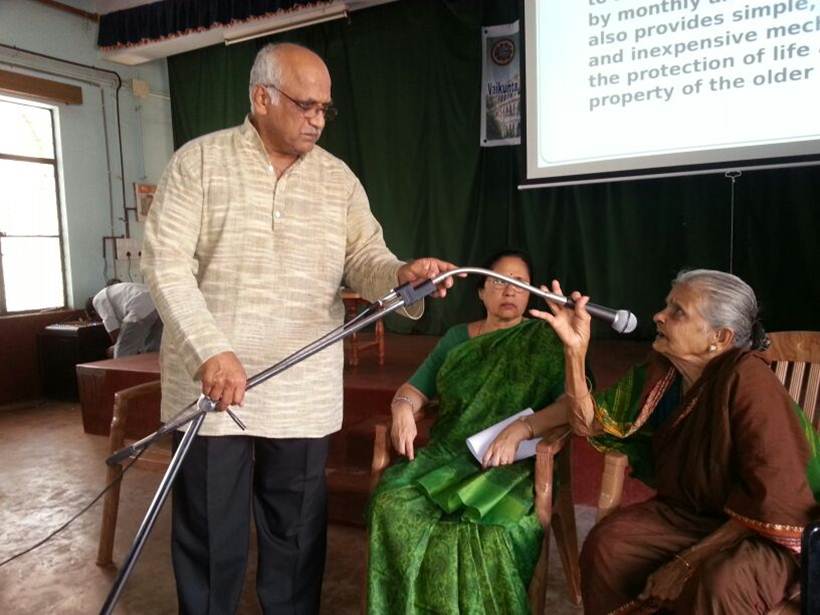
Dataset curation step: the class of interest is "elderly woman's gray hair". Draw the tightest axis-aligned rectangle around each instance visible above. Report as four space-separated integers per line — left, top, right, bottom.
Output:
248 43 285 109
673 269 769 350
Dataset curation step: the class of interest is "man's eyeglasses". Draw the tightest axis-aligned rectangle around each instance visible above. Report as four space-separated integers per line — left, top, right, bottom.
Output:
264 83 338 121
486 277 529 293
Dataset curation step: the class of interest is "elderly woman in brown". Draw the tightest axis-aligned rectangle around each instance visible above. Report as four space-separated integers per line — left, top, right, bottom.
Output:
531 269 819 614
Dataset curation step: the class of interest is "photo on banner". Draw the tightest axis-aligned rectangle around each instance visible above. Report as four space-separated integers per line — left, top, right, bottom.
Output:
481 21 521 147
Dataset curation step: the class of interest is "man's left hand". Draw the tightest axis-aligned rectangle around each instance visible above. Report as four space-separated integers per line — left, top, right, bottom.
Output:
397 257 460 298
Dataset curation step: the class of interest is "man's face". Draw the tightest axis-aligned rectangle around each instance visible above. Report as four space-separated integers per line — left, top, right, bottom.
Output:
252 52 332 158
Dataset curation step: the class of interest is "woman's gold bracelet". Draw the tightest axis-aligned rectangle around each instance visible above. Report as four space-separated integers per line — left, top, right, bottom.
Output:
391 395 416 413
518 416 535 439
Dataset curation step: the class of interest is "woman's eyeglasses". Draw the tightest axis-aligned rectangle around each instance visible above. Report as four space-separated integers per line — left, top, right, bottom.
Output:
486 277 529 293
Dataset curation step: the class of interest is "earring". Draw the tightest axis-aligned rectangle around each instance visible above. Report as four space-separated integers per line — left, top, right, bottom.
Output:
708 344 717 352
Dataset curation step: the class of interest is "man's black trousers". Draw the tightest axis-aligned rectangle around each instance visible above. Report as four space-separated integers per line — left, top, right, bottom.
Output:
171 433 329 615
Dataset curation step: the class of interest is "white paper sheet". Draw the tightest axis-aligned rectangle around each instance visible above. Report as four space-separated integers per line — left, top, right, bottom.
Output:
465 408 541 463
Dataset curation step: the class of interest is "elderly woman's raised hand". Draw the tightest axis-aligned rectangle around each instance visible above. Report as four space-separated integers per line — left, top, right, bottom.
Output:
529 280 592 356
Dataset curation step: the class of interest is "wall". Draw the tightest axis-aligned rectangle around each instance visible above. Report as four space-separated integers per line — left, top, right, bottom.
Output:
0 0 174 404
0 0 174 308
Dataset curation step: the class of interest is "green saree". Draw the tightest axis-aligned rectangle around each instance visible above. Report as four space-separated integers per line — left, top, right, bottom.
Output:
366 319 565 614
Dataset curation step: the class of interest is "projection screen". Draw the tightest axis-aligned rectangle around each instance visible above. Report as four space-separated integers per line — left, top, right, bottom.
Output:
522 0 820 187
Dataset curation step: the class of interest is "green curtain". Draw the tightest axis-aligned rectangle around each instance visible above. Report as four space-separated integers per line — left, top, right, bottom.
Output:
168 0 820 338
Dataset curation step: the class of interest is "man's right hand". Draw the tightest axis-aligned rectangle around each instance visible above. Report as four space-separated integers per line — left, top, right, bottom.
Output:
197 351 247 410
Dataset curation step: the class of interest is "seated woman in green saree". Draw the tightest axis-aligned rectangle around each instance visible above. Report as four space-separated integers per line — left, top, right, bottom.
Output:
531 269 820 614
366 250 573 614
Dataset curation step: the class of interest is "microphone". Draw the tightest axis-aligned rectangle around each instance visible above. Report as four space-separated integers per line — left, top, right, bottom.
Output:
530 287 638 334
407 267 639 335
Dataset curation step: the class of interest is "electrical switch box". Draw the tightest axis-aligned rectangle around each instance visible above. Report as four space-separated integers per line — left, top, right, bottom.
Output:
115 237 141 260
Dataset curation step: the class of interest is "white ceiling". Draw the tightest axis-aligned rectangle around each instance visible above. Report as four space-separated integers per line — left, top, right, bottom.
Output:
59 0 162 13
93 0 162 11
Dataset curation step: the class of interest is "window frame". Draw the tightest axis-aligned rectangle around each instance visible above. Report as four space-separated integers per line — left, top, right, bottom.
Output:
0 95 67 315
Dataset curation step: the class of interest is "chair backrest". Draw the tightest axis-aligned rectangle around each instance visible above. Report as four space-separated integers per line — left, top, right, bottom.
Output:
760 331 820 429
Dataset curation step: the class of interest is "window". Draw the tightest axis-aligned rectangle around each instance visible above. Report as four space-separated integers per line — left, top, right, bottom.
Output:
0 96 66 313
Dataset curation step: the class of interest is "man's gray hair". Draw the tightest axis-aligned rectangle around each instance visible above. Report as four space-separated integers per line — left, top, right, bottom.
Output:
248 43 285 110
673 269 767 350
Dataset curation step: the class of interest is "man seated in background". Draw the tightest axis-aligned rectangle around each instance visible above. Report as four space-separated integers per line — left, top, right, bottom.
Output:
89 279 162 358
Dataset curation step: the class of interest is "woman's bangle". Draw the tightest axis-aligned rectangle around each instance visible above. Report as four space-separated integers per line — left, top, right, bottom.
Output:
391 395 416 413
518 416 535 439
565 376 594 403
673 552 692 570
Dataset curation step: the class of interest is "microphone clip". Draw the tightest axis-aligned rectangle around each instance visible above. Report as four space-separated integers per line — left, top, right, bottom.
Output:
197 394 247 431
393 279 438 306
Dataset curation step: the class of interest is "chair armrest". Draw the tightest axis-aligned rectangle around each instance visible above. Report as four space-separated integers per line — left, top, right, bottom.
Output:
533 426 573 528
370 418 392 491
413 398 439 422
597 451 628 522
109 380 162 455
113 380 162 405
538 425 573 456
369 401 439 491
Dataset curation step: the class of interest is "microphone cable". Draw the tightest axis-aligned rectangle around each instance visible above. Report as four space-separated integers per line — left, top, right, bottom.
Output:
0 447 146 568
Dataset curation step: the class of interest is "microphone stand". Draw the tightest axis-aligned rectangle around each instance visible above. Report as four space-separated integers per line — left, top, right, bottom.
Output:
99 278 438 614
99 269 637 614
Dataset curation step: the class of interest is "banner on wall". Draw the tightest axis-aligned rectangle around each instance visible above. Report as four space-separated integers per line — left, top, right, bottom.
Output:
481 21 520 147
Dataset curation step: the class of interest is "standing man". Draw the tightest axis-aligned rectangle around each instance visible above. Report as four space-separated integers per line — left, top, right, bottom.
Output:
142 43 456 614
90 279 162 358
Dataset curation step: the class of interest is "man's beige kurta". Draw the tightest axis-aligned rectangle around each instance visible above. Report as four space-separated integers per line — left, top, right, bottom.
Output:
142 117 420 437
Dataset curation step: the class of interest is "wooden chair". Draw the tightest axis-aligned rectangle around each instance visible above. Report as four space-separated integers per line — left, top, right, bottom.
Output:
96 380 166 567
363 407 582 614
341 289 385 366
760 331 820 424
587 331 820 613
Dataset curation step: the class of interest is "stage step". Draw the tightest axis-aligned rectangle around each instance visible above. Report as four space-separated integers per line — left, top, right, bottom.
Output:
326 466 372 526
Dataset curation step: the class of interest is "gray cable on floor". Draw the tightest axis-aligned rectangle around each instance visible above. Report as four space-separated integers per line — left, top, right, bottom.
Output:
0 448 146 568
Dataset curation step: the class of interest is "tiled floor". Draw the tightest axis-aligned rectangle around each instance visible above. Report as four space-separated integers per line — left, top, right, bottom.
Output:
0 401 592 614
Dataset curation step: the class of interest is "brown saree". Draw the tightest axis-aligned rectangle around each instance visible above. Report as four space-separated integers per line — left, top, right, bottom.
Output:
582 349 820 614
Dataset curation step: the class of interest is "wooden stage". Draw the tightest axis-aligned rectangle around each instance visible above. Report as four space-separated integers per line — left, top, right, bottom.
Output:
75 332 654 524
75 332 440 440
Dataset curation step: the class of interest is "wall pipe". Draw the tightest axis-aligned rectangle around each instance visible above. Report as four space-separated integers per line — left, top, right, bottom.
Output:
0 43 132 240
